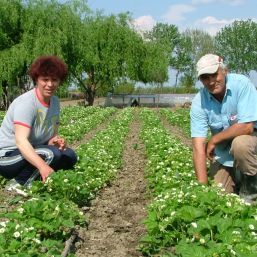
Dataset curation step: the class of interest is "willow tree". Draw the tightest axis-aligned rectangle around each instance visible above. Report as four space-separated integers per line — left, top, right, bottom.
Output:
0 0 90 108
70 13 150 105
138 41 169 88
0 0 26 109
215 19 257 75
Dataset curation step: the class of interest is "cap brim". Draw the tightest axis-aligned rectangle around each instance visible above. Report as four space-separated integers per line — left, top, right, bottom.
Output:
197 64 219 77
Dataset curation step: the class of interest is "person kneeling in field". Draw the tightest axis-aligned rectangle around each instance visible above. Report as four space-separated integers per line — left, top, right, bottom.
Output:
0 55 77 193
190 54 257 201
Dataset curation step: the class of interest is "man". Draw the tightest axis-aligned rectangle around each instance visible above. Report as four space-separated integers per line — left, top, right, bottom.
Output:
190 54 257 199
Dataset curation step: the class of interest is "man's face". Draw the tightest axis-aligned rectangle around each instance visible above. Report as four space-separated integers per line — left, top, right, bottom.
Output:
199 67 227 97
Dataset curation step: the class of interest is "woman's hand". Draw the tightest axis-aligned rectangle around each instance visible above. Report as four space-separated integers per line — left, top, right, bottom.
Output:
39 164 54 182
48 135 66 151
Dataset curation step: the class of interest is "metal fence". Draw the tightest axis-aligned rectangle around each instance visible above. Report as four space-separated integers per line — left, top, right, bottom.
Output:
105 93 195 108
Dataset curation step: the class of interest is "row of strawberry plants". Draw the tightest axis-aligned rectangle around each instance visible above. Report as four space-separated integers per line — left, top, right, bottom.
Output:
139 109 257 257
60 105 100 123
0 107 134 256
59 106 117 143
159 108 191 137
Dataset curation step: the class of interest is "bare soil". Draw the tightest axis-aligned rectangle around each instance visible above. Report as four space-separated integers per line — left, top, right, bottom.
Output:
60 97 106 108
75 110 148 257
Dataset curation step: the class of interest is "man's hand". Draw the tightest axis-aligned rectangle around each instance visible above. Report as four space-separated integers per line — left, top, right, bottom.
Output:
206 137 216 161
48 135 66 151
39 165 54 182
206 122 254 161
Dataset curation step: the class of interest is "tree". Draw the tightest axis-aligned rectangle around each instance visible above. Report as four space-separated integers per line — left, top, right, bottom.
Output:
71 13 156 105
215 19 257 75
0 0 90 108
181 29 215 86
138 41 169 86
147 23 179 51
146 23 180 89
0 0 26 109
171 34 192 88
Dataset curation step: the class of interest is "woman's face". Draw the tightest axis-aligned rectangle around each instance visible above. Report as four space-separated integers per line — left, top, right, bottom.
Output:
36 76 60 102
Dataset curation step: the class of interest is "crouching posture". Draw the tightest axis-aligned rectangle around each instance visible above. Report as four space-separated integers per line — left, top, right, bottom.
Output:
190 54 257 201
0 55 77 190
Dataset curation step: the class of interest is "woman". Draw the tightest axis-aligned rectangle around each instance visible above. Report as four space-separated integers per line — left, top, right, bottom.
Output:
0 55 77 192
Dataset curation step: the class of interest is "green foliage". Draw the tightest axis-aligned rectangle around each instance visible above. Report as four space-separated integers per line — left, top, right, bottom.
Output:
0 0 89 109
215 19 257 74
2 0 256 110
134 86 197 94
184 29 215 64
72 13 169 104
148 23 179 52
177 73 196 92
181 29 215 85
0 0 23 50
0 197 85 256
139 108 257 256
146 23 180 86
114 81 135 94
139 41 169 84
171 34 193 87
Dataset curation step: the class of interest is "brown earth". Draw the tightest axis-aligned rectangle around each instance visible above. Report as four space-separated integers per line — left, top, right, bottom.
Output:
75 109 148 257
60 97 106 108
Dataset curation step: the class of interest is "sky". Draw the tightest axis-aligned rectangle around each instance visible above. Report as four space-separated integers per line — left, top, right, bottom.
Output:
87 0 257 36
86 0 257 86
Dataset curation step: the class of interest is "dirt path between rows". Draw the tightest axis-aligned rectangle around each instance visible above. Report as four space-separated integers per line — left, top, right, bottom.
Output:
75 110 148 257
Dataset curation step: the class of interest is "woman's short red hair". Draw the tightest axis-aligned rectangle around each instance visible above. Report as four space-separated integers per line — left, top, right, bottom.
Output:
28 55 68 83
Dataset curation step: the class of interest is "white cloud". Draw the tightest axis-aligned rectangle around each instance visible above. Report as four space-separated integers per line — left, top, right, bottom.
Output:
200 16 233 25
133 15 156 31
191 0 244 5
162 4 196 23
194 16 235 35
159 1 249 36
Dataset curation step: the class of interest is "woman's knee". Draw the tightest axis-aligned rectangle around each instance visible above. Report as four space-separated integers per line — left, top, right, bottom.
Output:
62 148 77 168
35 145 62 166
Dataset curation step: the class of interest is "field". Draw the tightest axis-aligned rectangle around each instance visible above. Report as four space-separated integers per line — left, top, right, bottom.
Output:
0 106 257 257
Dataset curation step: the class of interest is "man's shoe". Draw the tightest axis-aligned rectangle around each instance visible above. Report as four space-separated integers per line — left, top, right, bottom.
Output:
239 174 257 204
5 179 28 197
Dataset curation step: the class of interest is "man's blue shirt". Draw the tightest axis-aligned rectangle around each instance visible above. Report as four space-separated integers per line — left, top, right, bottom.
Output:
190 73 257 167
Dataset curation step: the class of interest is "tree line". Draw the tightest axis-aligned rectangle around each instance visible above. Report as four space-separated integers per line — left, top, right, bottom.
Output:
1 0 257 109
